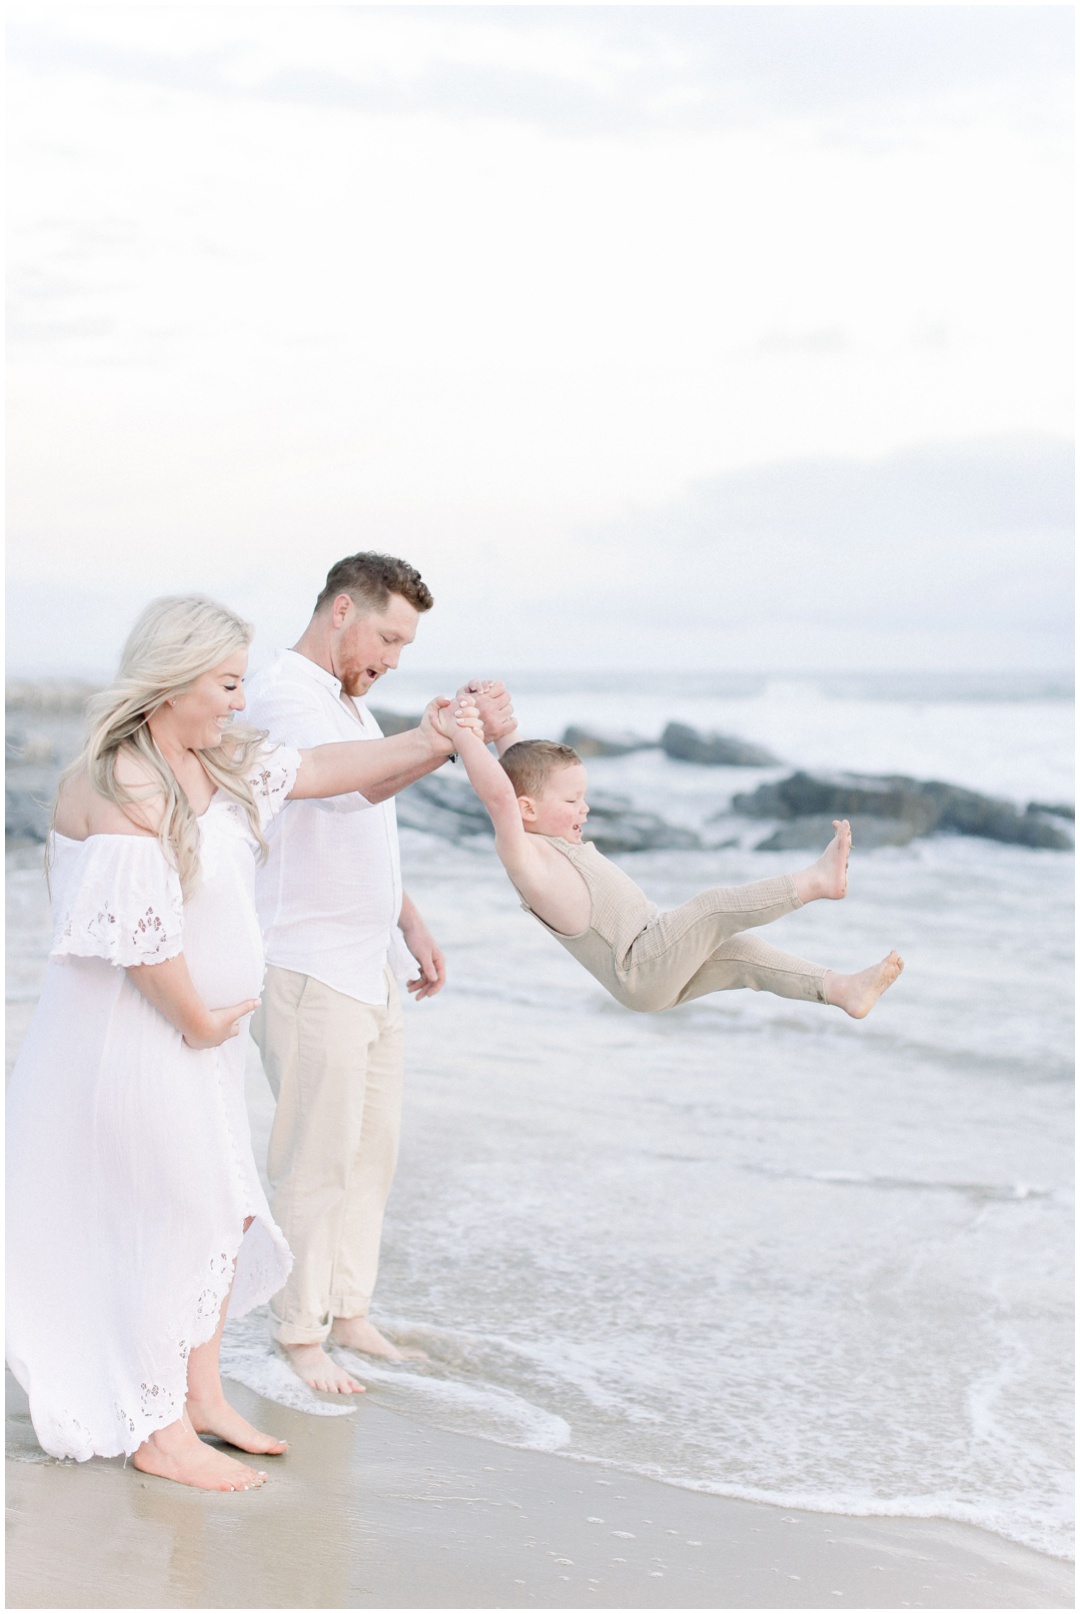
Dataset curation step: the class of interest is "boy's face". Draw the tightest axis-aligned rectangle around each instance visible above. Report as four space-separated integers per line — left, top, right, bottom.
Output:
521 762 590 842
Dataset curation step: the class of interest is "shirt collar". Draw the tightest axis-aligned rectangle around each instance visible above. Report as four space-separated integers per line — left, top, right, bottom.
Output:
281 648 344 699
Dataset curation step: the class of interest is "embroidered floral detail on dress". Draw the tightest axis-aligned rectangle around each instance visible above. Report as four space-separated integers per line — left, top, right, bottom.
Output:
140 1381 178 1421
57 903 180 964
49 838 184 967
248 746 301 831
195 1248 238 1326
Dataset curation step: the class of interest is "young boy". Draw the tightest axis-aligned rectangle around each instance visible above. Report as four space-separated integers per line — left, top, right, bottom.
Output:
444 702 903 1018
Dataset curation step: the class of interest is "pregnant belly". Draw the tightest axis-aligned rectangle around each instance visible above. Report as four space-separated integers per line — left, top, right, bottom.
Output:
182 886 265 1007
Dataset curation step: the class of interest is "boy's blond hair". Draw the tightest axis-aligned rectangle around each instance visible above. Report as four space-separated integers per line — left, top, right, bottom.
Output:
500 739 582 800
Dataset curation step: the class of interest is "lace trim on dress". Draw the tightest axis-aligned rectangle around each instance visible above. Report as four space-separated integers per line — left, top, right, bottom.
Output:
50 837 185 967
248 745 301 831
52 899 184 968
114 1241 242 1458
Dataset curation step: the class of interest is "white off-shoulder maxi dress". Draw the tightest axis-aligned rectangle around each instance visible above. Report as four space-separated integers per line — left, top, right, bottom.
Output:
6 747 300 1462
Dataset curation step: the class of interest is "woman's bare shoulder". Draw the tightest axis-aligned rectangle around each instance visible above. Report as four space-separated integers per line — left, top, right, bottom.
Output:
54 758 163 840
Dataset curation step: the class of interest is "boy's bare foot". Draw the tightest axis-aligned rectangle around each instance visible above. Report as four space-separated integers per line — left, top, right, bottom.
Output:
793 820 852 904
186 1394 288 1455
329 1315 429 1362
280 1341 366 1394
824 951 904 1018
132 1419 267 1491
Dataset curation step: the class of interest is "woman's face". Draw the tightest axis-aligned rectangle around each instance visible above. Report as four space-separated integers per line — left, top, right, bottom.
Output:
169 651 248 750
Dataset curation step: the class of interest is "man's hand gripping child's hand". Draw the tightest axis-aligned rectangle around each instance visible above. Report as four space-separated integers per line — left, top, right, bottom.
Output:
431 696 485 750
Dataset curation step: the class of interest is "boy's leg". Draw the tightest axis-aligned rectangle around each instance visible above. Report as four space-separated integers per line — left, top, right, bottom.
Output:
621 874 803 1008
674 932 828 1006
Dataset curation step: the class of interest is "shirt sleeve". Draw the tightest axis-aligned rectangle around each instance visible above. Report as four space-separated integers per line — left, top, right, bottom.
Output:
246 680 377 816
247 744 303 831
51 836 185 967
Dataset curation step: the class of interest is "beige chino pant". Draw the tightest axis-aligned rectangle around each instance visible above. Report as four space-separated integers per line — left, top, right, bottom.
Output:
252 965 404 1345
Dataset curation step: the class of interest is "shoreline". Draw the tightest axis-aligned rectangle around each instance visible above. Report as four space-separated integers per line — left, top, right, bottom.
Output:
6 1370 1072 1610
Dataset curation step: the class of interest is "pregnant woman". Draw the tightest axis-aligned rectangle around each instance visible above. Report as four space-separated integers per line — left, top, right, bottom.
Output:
6 594 456 1492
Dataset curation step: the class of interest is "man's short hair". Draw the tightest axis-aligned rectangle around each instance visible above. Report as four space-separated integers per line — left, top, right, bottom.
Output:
315 552 434 616
501 739 582 800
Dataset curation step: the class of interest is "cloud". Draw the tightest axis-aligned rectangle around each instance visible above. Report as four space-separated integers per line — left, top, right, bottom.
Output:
541 434 1075 669
7 6 1072 136
8 436 1070 679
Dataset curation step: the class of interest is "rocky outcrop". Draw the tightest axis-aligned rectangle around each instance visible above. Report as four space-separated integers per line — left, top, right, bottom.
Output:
6 769 59 843
581 794 702 853
1027 801 1074 822
368 706 420 737
661 722 780 768
729 771 1074 851
561 726 658 758
396 772 701 853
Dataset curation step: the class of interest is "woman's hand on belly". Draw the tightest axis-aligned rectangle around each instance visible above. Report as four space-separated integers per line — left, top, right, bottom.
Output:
182 999 261 1050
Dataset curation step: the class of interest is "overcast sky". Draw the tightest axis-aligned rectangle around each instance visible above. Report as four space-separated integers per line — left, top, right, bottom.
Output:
6 4 1074 677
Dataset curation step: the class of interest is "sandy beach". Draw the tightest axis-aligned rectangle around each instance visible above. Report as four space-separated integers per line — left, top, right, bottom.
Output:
6 679 1074 1609
6 1368 1072 1610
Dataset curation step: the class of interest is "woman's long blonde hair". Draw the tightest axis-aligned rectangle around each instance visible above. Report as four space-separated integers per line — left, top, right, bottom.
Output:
53 595 272 895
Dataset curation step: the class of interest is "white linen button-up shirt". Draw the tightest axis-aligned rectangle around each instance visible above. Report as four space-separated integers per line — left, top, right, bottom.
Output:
245 650 412 1006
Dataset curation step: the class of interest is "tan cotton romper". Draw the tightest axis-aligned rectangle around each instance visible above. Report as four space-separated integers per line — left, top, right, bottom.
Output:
513 837 828 1012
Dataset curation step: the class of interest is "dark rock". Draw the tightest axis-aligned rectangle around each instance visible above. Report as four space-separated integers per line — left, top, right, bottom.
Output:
368 706 422 737
395 774 701 852
583 793 702 853
1027 801 1074 821
561 726 657 758
6 768 60 843
731 771 1074 851
395 771 492 839
661 722 780 768
753 815 918 852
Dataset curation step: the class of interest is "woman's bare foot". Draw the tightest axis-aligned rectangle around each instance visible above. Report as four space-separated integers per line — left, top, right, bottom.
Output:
793 820 852 904
186 1394 288 1455
280 1341 366 1394
131 1418 266 1491
824 951 904 1018
329 1315 428 1362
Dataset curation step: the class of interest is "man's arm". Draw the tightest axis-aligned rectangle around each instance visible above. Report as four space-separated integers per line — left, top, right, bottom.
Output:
290 698 455 803
398 891 446 1000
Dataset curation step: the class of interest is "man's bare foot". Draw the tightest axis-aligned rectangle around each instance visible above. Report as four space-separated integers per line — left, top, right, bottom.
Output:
280 1341 366 1394
793 820 852 904
132 1418 266 1491
824 951 904 1018
329 1315 428 1362
186 1394 288 1455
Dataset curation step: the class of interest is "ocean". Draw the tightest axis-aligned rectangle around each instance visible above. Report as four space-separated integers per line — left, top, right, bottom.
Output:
6 670 1074 1560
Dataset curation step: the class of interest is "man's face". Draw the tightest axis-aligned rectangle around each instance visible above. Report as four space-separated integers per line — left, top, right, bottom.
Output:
332 593 420 697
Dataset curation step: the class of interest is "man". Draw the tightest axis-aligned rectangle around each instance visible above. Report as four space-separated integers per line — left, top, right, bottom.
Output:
246 552 513 1394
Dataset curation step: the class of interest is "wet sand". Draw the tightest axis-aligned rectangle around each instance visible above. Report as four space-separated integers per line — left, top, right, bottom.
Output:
5 846 1073 1608
6 1370 1071 1609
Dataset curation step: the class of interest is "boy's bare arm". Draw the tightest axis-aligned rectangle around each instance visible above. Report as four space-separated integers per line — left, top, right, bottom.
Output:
445 710 541 879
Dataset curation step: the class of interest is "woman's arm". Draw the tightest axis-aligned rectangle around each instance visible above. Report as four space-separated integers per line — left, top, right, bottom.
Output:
289 697 455 804
127 955 259 1049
